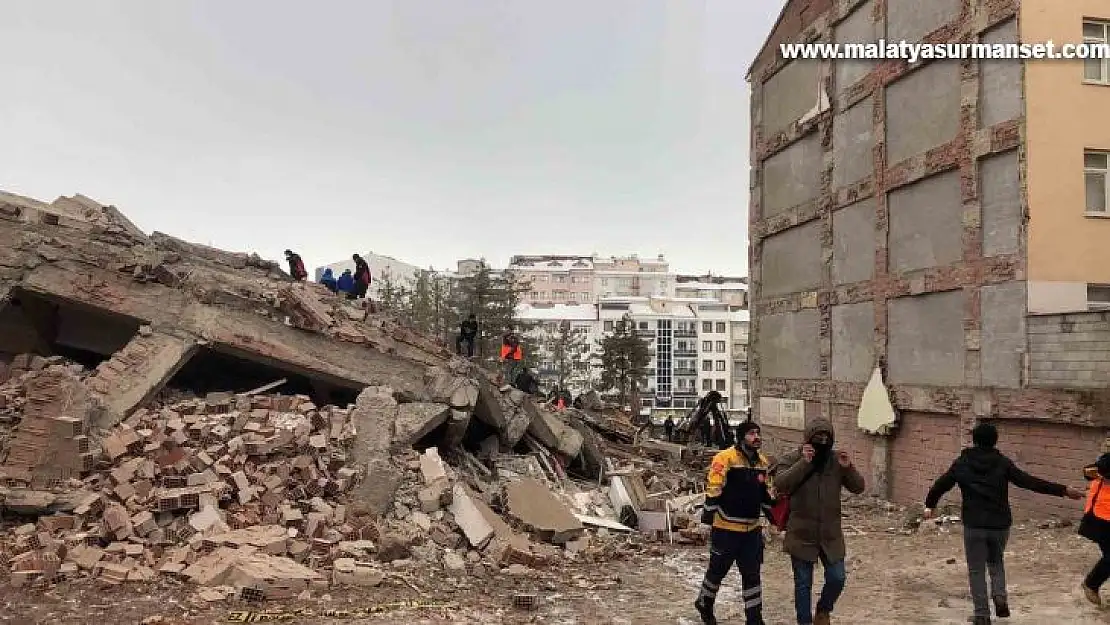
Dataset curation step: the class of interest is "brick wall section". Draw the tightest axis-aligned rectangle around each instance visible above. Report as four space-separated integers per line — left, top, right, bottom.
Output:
85 329 198 428
1028 312 1110 388
995 420 1103 519
889 412 962 509
748 0 1110 517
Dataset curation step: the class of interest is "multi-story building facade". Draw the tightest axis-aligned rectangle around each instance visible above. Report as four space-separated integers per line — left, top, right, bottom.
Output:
516 303 599 391
508 255 594 305
730 309 751 411
676 275 749 308
748 0 1110 518
593 254 674 300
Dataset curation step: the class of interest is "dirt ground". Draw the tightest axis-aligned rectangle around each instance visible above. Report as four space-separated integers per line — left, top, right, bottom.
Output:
2 510 1108 624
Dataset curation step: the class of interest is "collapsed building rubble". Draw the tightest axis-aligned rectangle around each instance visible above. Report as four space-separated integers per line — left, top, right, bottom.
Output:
0 191 711 600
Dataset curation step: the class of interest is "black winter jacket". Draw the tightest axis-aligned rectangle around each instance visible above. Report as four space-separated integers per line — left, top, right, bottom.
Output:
925 446 1067 529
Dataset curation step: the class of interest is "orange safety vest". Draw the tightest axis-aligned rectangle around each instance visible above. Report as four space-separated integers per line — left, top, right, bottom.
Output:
1086 477 1110 521
500 344 522 360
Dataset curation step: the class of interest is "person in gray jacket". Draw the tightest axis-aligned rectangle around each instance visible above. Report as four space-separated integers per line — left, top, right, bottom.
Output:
772 418 865 625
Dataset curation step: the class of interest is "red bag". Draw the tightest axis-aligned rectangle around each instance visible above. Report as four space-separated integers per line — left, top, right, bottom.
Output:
768 466 816 531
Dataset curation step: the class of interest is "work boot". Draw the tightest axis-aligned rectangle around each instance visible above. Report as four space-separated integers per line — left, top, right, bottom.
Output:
814 611 831 625
693 598 717 624
1082 583 1102 606
993 599 1009 618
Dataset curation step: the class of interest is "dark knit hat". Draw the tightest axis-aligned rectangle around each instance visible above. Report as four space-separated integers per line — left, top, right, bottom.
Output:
736 419 760 439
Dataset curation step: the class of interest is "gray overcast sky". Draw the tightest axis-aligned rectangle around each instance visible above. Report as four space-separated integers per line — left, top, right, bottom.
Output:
0 1 779 276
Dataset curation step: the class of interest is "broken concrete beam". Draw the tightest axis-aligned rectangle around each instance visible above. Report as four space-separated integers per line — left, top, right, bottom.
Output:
471 377 506 429
419 447 448 485
350 386 397 458
89 331 199 429
423 367 479 409
504 477 584 544
449 484 494 549
0 488 97 516
441 408 471 450
350 459 401 518
499 390 532 448
526 406 584 459
277 283 334 332
392 402 450 447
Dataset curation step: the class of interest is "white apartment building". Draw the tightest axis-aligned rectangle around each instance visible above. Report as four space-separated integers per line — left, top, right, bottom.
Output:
315 252 425 300
693 301 733 404
675 275 748 308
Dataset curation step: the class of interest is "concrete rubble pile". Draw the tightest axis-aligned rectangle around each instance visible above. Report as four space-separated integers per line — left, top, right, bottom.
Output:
0 190 709 600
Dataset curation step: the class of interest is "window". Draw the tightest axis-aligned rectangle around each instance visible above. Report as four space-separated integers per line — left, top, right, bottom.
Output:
530 291 538 298
1088 284 1110 310
702 340 713 351
639 322 648 330
716 360 726 371
1087 151 1108 214
702 321 713 333
677 341 687 351
702 379 713 391
702 360 713 371
715 379 726 392
1084 21 1109 83
716 322 726 333
604 320 614 331
677 378 687 389
716 341 726 352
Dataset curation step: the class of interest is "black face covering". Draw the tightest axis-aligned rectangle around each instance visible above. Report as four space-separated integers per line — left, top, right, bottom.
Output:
811 436 833 465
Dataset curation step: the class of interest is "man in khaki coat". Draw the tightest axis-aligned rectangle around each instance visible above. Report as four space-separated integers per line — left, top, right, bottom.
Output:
772 418 866 625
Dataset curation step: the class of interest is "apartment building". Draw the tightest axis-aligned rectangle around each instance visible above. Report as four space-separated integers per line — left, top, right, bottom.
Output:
675 275 749 308
593 254 673 300
730 309 751 410
507 255 594 305
748 0 1110 518
516 303 599 391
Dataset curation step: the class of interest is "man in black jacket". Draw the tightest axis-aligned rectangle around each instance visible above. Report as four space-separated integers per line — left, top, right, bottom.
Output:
456 314 478 358
924 423 1082 625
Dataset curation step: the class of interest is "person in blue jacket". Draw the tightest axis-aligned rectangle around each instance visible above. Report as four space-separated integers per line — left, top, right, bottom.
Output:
336 269 356 297
319 268 338 293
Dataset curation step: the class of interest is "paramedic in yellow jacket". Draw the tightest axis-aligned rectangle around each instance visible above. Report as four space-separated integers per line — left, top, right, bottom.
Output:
694 419 775 625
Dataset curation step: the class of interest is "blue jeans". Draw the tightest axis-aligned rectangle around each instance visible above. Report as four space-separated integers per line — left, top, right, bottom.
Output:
791 553 847 624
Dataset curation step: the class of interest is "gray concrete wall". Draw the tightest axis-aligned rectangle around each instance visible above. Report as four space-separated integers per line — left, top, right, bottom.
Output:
758 309 821 379
981 281 1026 388
833 0 878 91
832 100 874 188
981 149 1021 256
1028 313 1110 388
761 220 823 296
761 59 820 136
888 170 964 273
832 198 876 284
888 290 966 385
885 61 962 164
979 19 1021 128
761 133 823 216
886 0 962 44
831 301 875 381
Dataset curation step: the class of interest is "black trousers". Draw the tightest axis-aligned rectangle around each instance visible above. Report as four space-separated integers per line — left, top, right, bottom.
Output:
1086 540 1110 590
697 527 764 623
456 335 475 357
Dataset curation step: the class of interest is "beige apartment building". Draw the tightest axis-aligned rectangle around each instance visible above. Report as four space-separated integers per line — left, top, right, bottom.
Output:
748 0 1110 519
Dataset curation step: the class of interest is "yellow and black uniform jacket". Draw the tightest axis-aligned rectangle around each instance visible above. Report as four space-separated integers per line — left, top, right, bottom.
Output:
703 445 775 532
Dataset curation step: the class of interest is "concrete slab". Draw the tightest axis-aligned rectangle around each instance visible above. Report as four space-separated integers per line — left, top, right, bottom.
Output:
90 331 199 429
392 402 450 447
449 484 494 548
505 478 584 544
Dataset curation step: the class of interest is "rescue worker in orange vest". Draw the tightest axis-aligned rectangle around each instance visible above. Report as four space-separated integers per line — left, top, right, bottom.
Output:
499 332 522 390
1080 438 1110 606
695 419 775 625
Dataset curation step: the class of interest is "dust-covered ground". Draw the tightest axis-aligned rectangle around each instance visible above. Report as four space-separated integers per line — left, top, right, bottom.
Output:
2 511 1108 624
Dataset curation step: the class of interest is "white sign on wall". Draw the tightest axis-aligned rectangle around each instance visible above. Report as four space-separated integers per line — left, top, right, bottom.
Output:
758 397 806 430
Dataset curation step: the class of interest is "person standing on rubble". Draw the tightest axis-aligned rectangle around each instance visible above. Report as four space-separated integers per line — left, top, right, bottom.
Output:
456 313 478 358
694 418 775 625
924 422 1082 624
319 268 338 294
1079 437 1110 607
664 414 675 441
284 250 308 281
772 418 865 625
351 254 372 299
499 332 523 390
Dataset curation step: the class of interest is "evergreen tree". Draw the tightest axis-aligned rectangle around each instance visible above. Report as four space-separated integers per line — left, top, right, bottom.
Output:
406 269 436 335
376 268 410 313
594 313 652 404
546 320 591 391
449 260 531 365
